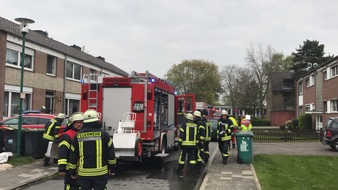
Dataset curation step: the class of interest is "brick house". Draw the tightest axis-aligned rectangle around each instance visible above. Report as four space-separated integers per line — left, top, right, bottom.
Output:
296 56 338 130
0 16 128 120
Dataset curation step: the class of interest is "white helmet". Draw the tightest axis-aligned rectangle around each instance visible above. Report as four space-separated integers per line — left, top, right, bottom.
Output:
71 112 84 122
221 110 228 115
193 111 201 117
186 113 194 121
83 109 100 123
55 113 66 120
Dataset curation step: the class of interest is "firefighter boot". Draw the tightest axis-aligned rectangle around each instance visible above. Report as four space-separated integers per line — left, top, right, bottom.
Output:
223 157 228 165
190 165 196 175
204 154 209 163
195 162 202 173
177 165 184 178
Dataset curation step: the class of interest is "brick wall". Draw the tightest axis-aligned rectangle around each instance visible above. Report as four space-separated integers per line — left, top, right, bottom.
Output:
0 32 6 120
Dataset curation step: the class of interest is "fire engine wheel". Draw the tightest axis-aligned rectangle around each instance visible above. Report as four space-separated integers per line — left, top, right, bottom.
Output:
135 139 142 157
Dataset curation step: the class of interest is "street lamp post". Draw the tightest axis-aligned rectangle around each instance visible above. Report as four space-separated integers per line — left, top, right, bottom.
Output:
15 17 35 156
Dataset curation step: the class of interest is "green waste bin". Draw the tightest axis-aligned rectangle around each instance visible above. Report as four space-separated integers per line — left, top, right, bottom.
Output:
235 131 254 164
24 130 45 158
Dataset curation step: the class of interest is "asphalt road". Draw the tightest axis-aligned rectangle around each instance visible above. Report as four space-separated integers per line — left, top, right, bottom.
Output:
23 142 218 190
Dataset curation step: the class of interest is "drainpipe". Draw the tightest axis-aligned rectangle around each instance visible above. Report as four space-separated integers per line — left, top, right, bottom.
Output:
63 54 68 114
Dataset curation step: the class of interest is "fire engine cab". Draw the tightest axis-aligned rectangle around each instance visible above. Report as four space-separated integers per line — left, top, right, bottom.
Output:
80 71 188 162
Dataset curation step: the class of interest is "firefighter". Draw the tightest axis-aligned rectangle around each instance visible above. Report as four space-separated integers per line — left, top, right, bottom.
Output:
58 112 84 190
43 113 66 167
217 110 234 165
177 113 198 177
193 110 205 171
202 114 212 163
229 116 238 149
69 109 117 190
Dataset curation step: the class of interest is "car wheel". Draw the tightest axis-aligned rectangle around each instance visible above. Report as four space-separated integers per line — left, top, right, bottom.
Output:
333 139 338 152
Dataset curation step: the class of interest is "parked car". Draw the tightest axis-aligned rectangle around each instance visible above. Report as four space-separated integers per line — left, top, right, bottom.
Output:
321 117 338 151
0 113 67 131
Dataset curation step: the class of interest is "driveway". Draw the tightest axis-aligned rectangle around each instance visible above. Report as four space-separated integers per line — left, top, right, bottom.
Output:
253 142 337 156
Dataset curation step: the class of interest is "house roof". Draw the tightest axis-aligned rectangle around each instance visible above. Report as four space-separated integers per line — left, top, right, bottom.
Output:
0 16 128 76
271 72 293 91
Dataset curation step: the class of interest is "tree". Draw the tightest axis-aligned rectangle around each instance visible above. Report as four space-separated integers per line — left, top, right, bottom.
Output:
165 59 222 104
246 44 289 118
291 39 334 78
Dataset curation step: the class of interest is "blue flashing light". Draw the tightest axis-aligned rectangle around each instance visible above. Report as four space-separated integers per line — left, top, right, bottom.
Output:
150 78 156 83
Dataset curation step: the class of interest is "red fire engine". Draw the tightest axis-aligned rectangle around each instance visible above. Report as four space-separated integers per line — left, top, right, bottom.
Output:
80 71 195 162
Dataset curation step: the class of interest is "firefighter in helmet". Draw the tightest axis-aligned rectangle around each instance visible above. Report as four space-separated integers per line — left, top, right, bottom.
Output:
177 113 198 177
193 110 205 171
217 110 234 165
58 112 84 190
202 114 212 163
69 109 117 190
43 113 66 166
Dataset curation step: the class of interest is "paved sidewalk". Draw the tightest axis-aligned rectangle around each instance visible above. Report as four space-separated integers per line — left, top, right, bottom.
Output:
199 147 260 190
0 159 58 190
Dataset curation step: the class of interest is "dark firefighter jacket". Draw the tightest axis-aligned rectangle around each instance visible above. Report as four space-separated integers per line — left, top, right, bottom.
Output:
178 121 198 147
43 118 63 141
58 128 78 172
217 117 234 141
69 122 116 178
203 118 212 142
195 118 206 142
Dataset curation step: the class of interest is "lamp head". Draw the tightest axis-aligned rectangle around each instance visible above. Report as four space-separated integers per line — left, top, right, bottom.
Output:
15 17 35 33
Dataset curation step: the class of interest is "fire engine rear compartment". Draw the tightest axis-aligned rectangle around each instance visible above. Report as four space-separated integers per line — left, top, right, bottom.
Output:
100 78 177 161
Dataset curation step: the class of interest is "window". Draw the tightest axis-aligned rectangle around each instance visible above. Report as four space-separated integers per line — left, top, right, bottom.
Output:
324 101 327 113
282 79 292 89
305 75 314 87
6 48 33 69
323 71 327 80
3 91 31 118
45 91 55 114
66 61 82 80
298 82 303 94
90 69 97 81
6 49 18 65
47 55 56 75
65 99 80 116
305 105 311 112
331 65 338 78
332 100 338 112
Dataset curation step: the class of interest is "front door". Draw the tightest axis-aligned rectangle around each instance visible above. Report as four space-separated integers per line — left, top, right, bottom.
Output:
316 114 322 131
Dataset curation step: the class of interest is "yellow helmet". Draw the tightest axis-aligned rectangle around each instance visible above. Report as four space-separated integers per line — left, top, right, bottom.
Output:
83 109 100 123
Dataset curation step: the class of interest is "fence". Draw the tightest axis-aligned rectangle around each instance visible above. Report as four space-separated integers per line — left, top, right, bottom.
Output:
252 129 321 142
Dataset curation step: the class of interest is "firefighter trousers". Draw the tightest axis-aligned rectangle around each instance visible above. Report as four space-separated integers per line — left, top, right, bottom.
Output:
178 146 197 172
218 139 230 163
203 141 210 162
77 176 108 190
64 172 79 190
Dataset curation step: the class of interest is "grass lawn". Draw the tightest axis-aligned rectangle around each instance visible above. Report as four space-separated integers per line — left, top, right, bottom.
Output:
7 155 36 166
254 154 338 190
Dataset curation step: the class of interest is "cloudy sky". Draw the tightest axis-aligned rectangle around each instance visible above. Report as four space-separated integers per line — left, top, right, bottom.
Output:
1 0 338 77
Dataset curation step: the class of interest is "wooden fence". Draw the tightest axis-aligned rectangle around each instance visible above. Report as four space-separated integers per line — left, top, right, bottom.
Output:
252 129 321 142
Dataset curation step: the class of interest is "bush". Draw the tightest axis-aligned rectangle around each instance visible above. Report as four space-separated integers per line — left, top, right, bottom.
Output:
298 114 312 130
252 118 271 126
280 125 286 130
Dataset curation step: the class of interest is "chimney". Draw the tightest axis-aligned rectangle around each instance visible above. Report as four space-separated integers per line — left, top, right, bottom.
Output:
96 56 105 61
70 44 81 51
33 30 48 37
